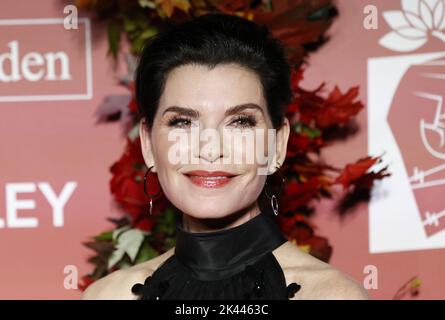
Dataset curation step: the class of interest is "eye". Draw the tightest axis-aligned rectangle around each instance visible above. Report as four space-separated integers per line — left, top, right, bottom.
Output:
167 116 192 128
230 115 257 128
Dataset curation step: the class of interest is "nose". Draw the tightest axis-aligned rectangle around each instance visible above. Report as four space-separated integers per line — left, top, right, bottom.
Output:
193 127 224 164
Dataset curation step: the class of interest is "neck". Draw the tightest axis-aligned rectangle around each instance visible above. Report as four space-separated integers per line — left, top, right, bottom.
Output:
181 201 262 233
174 207 286 281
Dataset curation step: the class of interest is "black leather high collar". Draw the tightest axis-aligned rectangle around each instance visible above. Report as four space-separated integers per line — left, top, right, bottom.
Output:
174 211 287 280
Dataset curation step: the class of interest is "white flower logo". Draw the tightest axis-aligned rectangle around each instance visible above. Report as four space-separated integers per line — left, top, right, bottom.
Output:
379 0 445 52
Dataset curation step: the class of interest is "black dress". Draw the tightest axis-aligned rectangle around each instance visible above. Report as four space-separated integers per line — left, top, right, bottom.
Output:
131 211 301 300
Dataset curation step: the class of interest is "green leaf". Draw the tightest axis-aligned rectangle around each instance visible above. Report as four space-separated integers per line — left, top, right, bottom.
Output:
139 27 158 40
135 240 158 264
94 231 113 241
87 255 107 265
84 240 115 254
292 122 321 138
302 126 321 139
91 263 108 280
308 5 334 21
107 19 121 59
134 12 150 30
154 207 177 235
131 27 158 54
123 15 138 33
164 236 177 249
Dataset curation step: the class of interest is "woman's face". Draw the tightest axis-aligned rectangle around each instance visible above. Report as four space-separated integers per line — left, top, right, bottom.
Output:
140 63 289 219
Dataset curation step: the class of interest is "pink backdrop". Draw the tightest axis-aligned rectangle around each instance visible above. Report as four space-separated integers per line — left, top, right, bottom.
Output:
0 0 444 299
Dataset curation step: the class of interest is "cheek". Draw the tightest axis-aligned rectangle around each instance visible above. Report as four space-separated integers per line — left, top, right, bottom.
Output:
244 173 267 197
223 128 272 166
149 130 181 190
152 128 189 165
225 173 266 209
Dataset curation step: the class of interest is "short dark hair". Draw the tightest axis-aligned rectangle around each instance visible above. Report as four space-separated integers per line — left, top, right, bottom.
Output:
135 13 293 131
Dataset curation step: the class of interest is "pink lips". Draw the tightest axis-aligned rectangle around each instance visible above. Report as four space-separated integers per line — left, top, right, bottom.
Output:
183 170 238 188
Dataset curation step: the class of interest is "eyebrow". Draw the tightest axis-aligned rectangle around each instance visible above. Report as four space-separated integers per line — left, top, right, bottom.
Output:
161 103 265 118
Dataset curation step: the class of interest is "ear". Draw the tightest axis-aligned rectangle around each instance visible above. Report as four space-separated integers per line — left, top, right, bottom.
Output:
139 118 157 173
270 117 290 173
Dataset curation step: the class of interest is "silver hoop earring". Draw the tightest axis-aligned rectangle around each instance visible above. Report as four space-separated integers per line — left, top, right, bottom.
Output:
270 194 279 216
264 162 285 216
143 166 162 215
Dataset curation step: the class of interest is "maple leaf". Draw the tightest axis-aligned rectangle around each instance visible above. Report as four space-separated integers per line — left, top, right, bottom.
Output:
393 276 422 300
78 275 95 291
278 215 332 262
317 86 364 128
156 0 191 18
296 85 364 129
335 156 390 189
280 177 323 212
291 66 305 92
75 0 95 9
213 0 248 13
335 156 378 188
253 0 338 65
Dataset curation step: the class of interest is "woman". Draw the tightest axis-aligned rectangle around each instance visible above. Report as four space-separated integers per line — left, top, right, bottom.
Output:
82 13 369 300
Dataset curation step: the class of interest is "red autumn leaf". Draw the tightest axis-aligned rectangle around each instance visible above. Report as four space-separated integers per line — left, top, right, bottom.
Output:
349 166 391 190
75 0 94 9
295 83 326 124
287 131 311 156
334 156 382 189
291 67 305 92
290 161 335 176
286 130 324 157
128 97 138 113
279 216 332 262
213 0 249 14
280 177 322 212
316 86 364 128
156 0 191 18
135 217 155 232
286 101 300 118
127 81 138 113
278 213 314 234
296 84 364 129
298 234 332 262
78 275 95 291
133 193 170 231
253 0 337 65
109 137 149 220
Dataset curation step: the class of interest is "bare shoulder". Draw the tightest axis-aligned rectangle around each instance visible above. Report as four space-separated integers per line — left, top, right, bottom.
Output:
273 241 370 300
81 247 175 300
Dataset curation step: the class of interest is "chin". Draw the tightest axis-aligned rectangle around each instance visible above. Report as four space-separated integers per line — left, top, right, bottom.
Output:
180 203 235 220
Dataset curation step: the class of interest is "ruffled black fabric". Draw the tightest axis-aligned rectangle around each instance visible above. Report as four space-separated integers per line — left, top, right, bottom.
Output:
131 211 301 300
